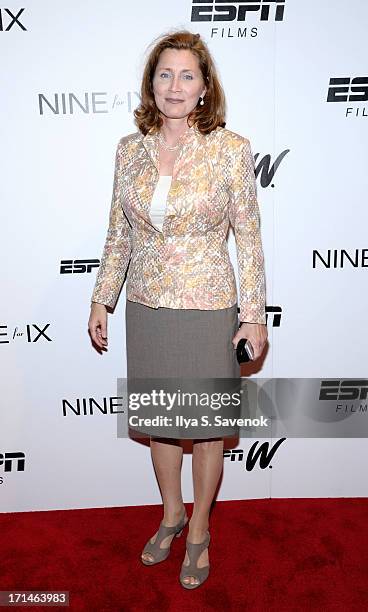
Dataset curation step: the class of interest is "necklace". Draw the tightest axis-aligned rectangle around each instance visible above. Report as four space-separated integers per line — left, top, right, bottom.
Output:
157 127 190 151
157 131 181 151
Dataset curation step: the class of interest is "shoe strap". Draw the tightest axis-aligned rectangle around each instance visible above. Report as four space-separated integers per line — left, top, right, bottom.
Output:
184 532 210 568
144 511 186 551
157 517 184 538
180 532 210 583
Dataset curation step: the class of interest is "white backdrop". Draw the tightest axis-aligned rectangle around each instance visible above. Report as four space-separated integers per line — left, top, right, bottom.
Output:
1 0 367 512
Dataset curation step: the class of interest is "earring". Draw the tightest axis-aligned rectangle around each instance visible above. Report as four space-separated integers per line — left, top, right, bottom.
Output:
199 96 205 106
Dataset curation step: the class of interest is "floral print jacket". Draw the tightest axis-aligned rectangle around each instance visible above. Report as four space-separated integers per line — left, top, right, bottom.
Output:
91 123 266 324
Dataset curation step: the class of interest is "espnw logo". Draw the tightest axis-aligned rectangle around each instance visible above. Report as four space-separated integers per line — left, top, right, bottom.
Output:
224 438 286 471
319 380 368 401
0 452 25 472
60 259 100 274
237 305 282 327
327 77 368 103
0 7 26 31
0 324 52 344
254 149 289 188
227 146 288 204
191 0 286 22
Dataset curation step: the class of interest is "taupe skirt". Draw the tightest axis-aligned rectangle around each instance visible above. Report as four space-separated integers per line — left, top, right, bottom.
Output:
125 299 241 439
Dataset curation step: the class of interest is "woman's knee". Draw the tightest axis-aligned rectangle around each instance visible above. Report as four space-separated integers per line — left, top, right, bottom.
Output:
193 438 224 452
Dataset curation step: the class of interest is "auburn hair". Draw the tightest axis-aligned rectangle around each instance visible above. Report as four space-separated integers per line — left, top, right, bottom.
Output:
133 29 226 136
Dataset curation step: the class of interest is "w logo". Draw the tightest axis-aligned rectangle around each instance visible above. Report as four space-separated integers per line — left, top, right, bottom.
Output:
224 438 286 471
254 150 289 188
245 438 286 471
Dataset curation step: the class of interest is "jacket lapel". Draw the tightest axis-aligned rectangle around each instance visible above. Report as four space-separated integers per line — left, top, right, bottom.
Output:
142 123 202 175
131 124 203 229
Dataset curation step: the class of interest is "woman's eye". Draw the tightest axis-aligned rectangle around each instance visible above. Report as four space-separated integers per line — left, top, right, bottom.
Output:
158 72 193 79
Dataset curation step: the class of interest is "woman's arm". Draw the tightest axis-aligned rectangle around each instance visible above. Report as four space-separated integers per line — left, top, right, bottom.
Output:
90 139 132 309
228 137 266 326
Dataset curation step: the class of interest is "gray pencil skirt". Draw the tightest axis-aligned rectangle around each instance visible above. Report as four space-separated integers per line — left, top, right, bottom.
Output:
125 299 242 440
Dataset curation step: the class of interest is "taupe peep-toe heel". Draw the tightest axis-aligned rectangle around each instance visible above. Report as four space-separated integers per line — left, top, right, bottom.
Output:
141 509 188 566
179 530 211 589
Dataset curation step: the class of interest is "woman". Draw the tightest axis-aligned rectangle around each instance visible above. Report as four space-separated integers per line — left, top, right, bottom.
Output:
88 30 268 589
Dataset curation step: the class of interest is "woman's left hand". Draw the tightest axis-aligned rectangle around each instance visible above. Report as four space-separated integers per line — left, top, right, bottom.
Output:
232 322 268 361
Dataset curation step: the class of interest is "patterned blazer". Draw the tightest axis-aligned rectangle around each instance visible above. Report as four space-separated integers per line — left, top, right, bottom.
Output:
91 123 266 324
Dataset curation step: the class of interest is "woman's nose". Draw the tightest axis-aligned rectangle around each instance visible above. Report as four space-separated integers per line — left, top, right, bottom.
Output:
169 75 181 92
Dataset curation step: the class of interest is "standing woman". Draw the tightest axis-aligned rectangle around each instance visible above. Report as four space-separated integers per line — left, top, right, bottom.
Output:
88 30 267 589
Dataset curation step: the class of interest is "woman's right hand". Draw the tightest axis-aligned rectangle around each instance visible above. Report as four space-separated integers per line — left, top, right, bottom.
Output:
88 302 108 350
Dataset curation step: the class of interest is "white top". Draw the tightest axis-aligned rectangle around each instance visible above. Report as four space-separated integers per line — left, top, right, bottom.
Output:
150 175 172 231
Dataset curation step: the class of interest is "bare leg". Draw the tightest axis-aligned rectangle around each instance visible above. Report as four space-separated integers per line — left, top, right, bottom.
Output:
181 438 224 586
141 437 186 563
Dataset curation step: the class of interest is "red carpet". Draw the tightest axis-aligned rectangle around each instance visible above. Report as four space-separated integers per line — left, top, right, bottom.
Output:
1 498 367 611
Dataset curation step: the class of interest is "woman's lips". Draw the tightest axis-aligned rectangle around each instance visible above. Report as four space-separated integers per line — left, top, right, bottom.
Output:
166 98 184 103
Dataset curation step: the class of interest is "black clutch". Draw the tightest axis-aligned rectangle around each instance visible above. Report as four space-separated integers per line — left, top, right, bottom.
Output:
236 338 254 364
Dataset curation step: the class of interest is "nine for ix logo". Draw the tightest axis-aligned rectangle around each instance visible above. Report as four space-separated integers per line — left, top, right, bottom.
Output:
38 92 140 116
0 324 52 344
191 0 286 22
0 7 25 30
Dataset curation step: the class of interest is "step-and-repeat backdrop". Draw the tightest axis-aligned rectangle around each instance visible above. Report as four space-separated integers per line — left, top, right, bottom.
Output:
1 1 367 512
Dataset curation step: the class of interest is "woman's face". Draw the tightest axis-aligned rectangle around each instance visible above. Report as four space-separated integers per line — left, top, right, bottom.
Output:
152 48 206 122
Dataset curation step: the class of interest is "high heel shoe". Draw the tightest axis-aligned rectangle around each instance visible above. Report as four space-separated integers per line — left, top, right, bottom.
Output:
141 509 188 566
179 530 211 589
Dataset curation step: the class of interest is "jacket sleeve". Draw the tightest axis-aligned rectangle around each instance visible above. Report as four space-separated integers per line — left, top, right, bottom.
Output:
90 139 132 308
228 137 266 324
